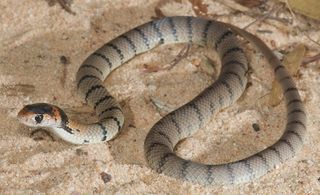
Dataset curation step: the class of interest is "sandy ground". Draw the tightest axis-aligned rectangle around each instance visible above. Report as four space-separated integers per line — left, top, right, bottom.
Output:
0 0 319 194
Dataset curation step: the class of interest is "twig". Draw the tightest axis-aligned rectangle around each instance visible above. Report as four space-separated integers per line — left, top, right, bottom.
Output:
243 4 283 29
305 34 320 48
302 53 320 65
284 0 297 20
57 0 75 15
143 44 191 72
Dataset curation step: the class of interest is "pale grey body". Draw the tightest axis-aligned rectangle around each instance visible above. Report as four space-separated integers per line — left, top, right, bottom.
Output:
47 17 306 185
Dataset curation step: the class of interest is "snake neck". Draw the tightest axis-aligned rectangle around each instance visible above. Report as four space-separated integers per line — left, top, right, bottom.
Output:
52 111 110 144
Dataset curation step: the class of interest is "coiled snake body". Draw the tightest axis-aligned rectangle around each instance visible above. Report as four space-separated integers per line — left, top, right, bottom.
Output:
17 16 306 185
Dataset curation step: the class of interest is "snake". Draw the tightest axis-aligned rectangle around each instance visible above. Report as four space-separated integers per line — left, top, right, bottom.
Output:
17 16 306 185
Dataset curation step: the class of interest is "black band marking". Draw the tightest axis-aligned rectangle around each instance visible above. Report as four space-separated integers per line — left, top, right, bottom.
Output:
209 100 216 114
134 28 150 49
158 153 172 173
146 142 168 155
224 71 244 87
98 106 122 117
121 35 137 54
202 20 212 44
181 161 190 178
157 131 173 147
215 30 233 50
220 80 234 100
222 47 245 59
63 125 74 134
77 75 100 88
218 93 223 107
85 85 104 102
93 52 112 69
186 17 193 43
287 99 302 107
57 107 68 124
287 120 306 129
279 138 295 154
108 43 124 62
287 130 303 143
189 102 203 126
98 122 108 141
226 164 235 184
206 165 215 184
280 76 291 82
223 60 247 72
168 17 178 41
102 116 122 131
274 65 285 73
151 21 164 44
79 64 103 76
243 160 254 179
170 114 182 136
256 153 270 170
288 109 305 116
269 147 283 162
94 95 113 110
285 87 298 94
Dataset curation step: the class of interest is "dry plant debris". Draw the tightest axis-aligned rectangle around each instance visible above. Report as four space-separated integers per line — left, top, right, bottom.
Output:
269 44 306 106
45 0 75 15
281 0 320 20
235 0 263 8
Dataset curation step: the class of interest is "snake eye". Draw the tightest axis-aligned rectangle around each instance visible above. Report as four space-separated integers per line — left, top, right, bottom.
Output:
35 114 43 124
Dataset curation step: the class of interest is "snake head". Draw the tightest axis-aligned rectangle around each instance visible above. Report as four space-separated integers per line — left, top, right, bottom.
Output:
17 103 67 128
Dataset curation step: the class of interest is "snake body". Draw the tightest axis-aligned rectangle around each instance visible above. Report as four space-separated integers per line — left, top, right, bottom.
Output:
17 16 306 185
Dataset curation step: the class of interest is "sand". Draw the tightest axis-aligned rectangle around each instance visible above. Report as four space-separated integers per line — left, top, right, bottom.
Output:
0 0 319 194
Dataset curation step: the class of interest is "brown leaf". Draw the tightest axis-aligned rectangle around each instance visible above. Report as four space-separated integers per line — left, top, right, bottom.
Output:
269 44 305 106
45 0 75 15
282 0 320 20
189 0 209 18
217 0 249 12
302 53 320 65
269 80 282 106
154 0 171 19
154 6 166 18
0 84 35 96
283 44 306 76
234 0 263 8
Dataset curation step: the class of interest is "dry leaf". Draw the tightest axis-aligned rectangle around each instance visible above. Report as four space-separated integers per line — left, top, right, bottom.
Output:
154 0 169 18
235 0 263 8
154 0 183 18
302 53 320 65
269 80 282 106
269 44 305 106
217 0 249 12
281 0 320 20
45 0 75 15
143 44 190 72
189 0 209 18
283 44 306 76
0 84 35 96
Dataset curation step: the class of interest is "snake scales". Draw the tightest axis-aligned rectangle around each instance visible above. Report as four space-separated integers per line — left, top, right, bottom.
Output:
17 16 306 185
